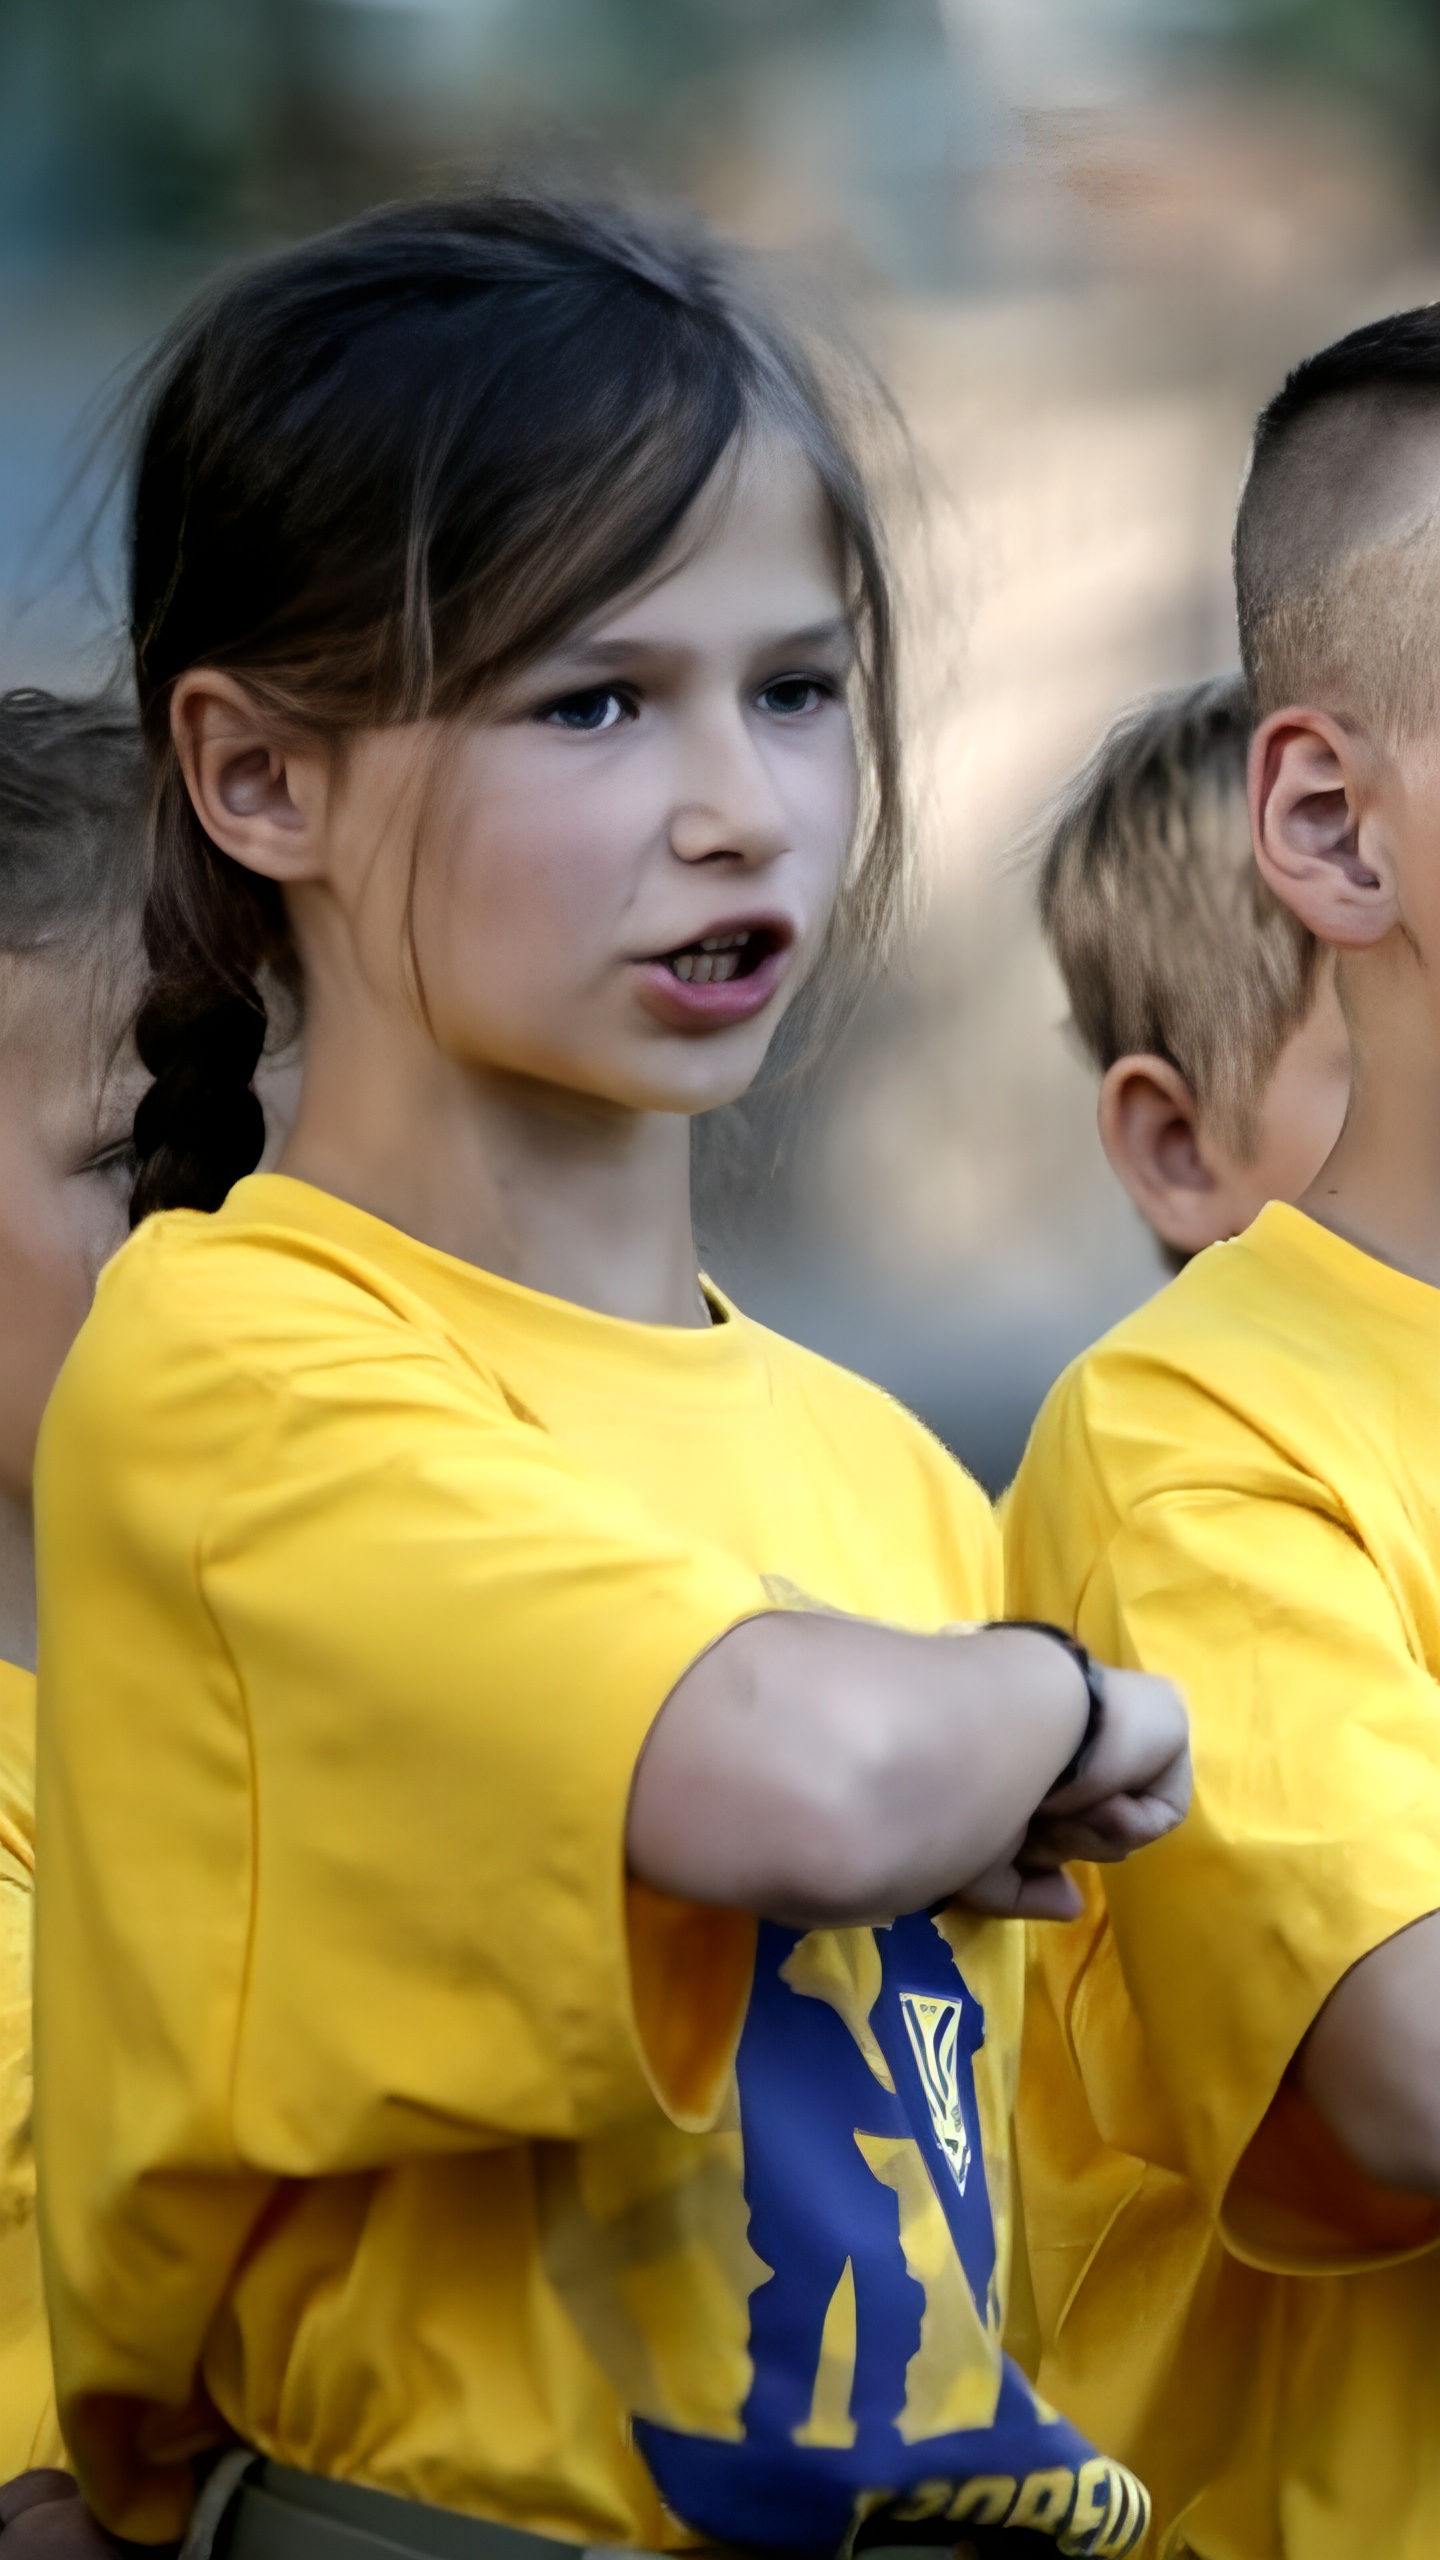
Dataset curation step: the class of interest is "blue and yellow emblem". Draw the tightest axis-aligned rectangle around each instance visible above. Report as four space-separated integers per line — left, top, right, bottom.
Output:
542 1905 1147 2558
638 1911 1144 2556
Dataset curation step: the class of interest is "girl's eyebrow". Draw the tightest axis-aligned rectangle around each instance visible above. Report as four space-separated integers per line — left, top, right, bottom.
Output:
548 616 855 672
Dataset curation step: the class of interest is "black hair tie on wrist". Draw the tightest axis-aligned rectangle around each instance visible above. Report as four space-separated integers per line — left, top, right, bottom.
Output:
988 1619 1106 1790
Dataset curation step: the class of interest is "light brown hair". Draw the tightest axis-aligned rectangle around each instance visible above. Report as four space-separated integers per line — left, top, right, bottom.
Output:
1037 674 1318 1153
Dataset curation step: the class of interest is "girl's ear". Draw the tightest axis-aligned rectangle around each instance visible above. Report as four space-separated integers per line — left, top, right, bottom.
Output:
171 671 331 881
1248 706 1398 949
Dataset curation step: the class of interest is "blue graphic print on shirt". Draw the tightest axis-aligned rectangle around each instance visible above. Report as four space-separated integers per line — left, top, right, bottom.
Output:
634 1911 1146 2559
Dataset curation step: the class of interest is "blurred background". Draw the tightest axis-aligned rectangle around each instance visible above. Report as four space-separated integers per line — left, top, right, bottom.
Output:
1 0 1435 1482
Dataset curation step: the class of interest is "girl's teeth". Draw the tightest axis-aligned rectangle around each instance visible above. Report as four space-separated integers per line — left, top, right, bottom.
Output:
668 931 751 986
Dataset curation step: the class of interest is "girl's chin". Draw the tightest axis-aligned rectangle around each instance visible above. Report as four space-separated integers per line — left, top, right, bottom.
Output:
609 1035 776 1121
642 1060 771 1118
442 1006 783 1117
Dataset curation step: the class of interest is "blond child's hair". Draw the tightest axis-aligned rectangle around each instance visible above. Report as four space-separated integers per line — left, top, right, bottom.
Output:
1037 674 1318 1154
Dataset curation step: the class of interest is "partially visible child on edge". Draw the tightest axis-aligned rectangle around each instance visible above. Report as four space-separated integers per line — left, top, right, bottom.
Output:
1037 671 1350 1267
0 693 147 2518
1006 309 1440 2560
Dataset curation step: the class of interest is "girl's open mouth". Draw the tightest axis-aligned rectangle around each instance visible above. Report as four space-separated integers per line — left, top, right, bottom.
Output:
636 920 794 1027
665 927 775 985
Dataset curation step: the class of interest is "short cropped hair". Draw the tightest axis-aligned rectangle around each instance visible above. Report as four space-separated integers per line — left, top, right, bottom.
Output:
1236 305 1440 734
0 690 146 960
1038 674 1318 1153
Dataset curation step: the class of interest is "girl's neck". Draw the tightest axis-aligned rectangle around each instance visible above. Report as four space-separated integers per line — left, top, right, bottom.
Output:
278 1044 710 1328
0 1486 37 1673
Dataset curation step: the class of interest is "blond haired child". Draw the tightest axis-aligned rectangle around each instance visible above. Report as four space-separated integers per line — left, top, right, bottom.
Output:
0 693 145 2505
1006 306 1440 2559
32 193 1186 2560
1038 672 1349 1265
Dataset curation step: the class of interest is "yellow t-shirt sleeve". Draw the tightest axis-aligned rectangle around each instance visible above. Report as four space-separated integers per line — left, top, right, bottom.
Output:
37 1295 767 2202
1016 1457 1440 2266
208 1366 765 2157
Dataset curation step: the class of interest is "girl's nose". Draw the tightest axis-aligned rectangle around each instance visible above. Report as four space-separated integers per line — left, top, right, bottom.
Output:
668 721 791 867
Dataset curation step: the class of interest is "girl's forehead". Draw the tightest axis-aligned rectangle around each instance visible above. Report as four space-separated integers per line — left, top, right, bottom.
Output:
576 440 848 651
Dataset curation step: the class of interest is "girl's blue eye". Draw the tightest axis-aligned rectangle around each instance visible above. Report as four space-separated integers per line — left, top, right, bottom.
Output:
757 676 831 717
542 687 632 732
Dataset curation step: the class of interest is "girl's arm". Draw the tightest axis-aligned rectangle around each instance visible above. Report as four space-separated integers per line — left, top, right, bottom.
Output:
627 1614 1188 1926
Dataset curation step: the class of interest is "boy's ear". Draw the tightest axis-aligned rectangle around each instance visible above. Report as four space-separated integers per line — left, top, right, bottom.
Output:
170 671 331 882
1248 707 1398 948
1098 1055 1249 1258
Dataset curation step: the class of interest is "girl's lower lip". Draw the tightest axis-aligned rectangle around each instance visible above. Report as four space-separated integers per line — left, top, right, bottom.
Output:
634 939 794 1028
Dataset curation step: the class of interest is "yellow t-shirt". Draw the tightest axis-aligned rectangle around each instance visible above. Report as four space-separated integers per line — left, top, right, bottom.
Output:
34 1173 1137 2554
0 1656 64 2477
1004 1202 1440 2560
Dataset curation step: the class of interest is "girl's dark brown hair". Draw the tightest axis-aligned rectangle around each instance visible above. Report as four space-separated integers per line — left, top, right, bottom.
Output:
126 189 903 1221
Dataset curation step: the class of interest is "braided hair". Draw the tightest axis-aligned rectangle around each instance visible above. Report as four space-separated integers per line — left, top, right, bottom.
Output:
125 189 903 1221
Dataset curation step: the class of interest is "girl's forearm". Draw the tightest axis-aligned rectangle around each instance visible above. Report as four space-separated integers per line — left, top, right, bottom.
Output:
626 1614 1089 1925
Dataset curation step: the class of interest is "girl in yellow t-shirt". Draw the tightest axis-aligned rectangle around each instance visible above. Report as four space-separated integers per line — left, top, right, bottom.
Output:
0 693 147 2522
31 194 1186 2560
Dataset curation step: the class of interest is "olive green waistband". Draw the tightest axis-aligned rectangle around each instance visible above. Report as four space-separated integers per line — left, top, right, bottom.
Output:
178 2452 988 2560
184 2457 675 2560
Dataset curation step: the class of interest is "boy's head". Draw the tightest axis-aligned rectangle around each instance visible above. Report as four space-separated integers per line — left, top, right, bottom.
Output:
1238 306 1440 1002
0 691 147 1504
1039 674 1351 1264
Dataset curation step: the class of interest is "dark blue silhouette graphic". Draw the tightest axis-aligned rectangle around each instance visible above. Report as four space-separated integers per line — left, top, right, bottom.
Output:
738 1909 994 2449
635 1912 1120 2556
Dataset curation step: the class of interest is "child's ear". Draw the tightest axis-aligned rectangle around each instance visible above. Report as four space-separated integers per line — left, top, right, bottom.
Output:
1249 707 1398 948
170 671 331 882
1098 1055 1249 1258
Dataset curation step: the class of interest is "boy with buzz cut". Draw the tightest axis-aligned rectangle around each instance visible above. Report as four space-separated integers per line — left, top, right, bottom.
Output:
1038 673 1350 1267
1005 307 1440 2560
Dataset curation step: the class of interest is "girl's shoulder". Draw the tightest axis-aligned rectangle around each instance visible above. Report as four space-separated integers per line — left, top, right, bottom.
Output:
77 1208 412 1372
91 1191 465 1363
45 1190 512 1476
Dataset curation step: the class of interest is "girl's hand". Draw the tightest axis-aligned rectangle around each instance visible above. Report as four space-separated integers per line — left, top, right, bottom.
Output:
1033 1661 1191 1849
631 1616 1187 1928
951 1846 1088 1921
957 1664 1190 1917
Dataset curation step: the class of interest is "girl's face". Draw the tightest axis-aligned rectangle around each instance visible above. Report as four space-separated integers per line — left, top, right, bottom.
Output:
322 436 860 1117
